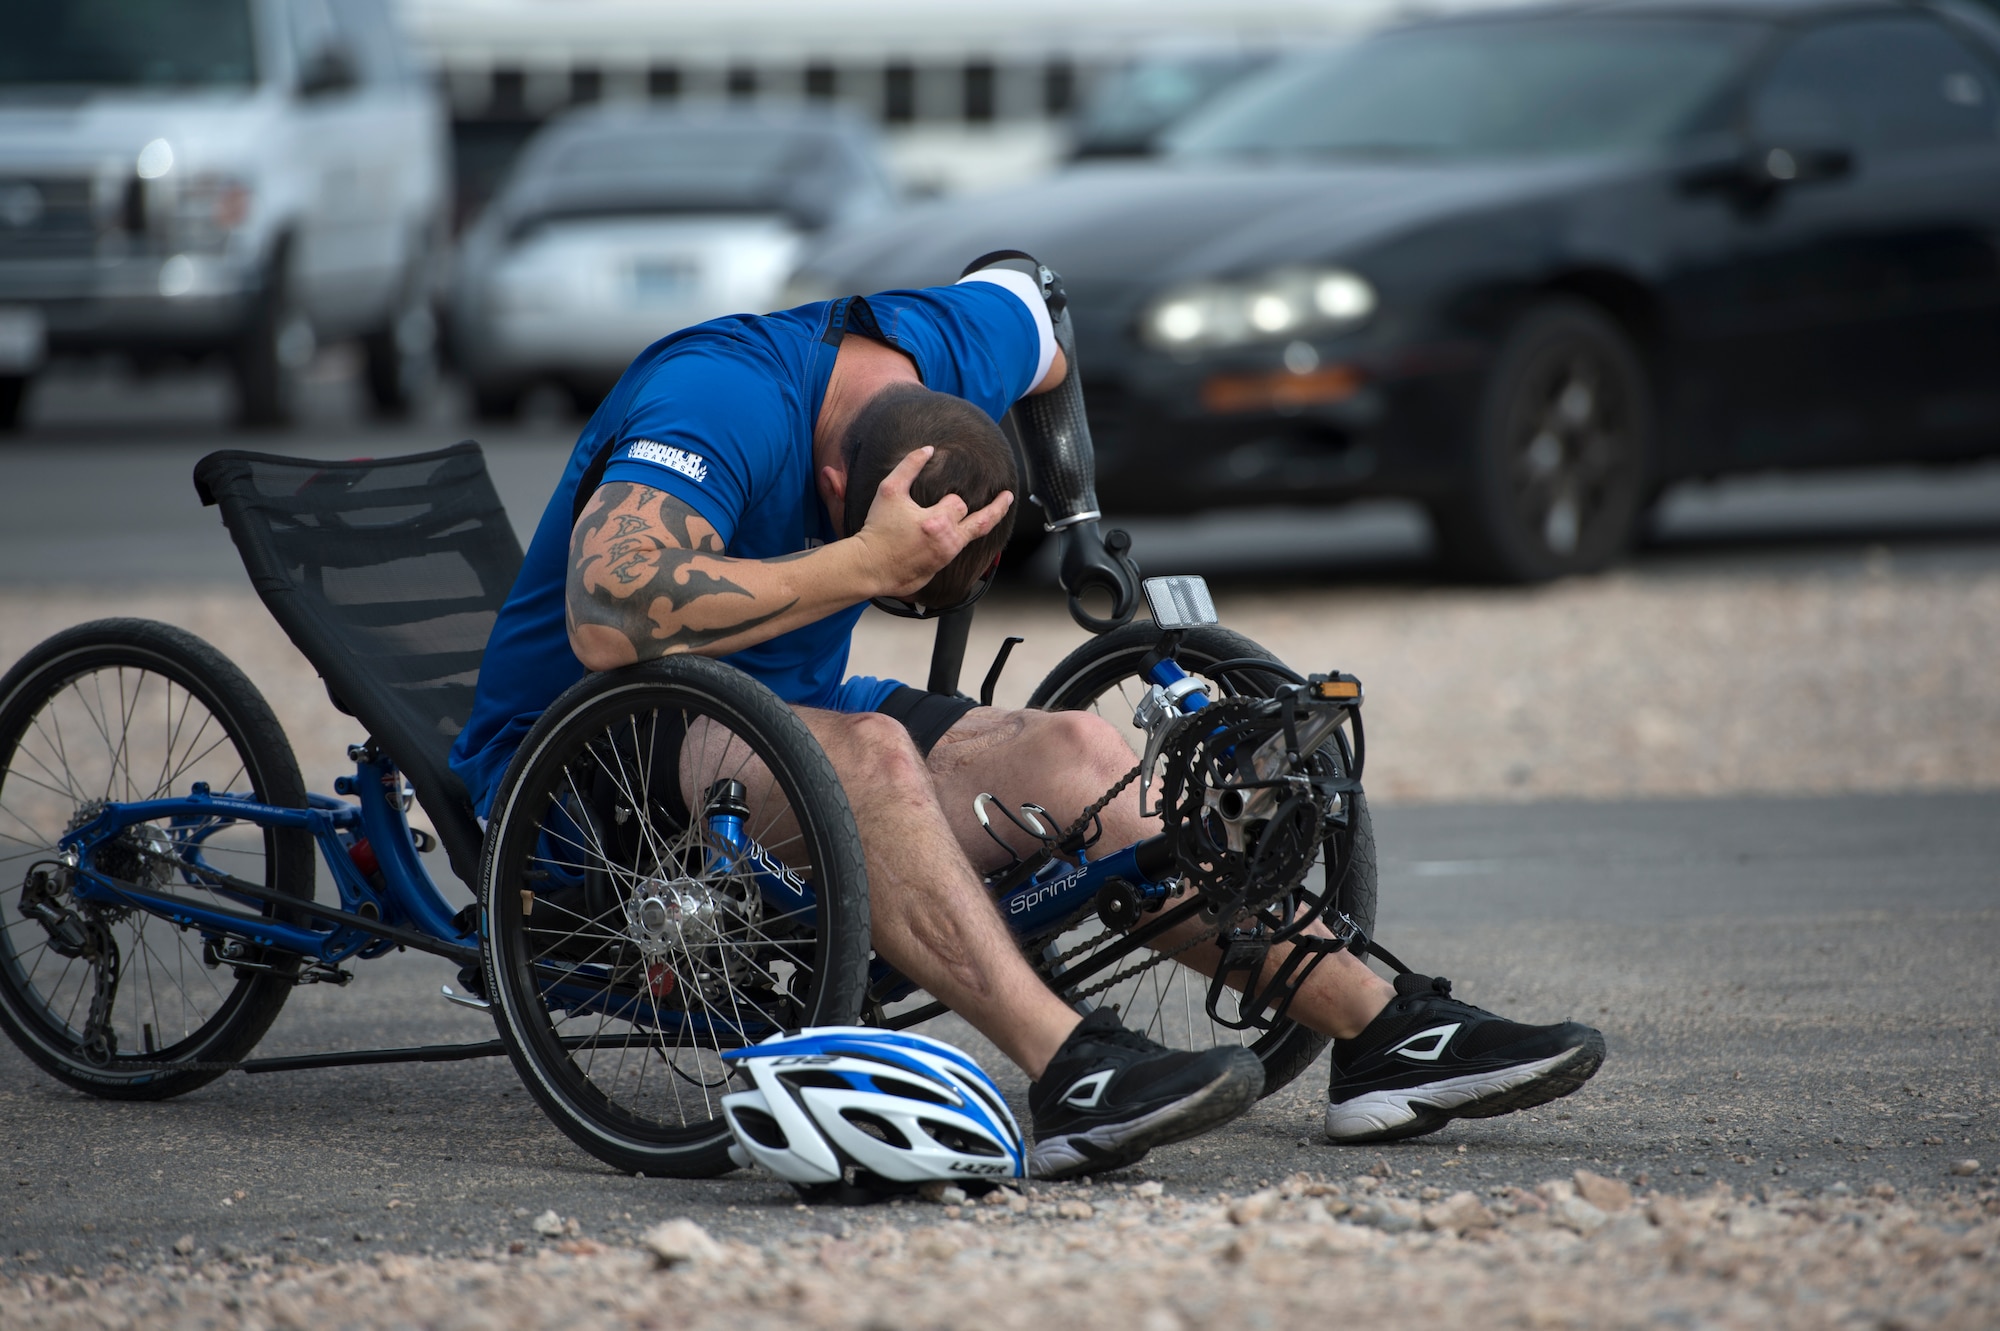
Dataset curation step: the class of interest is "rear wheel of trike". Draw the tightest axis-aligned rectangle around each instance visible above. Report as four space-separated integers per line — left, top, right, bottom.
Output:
1027 622 1379 1099
0 620 314 1098
481 656 871 1177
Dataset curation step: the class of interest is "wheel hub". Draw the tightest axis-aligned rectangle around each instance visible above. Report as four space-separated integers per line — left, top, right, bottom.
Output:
623 877 722 959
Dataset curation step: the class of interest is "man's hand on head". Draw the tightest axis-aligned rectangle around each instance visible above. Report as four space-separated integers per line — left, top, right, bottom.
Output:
848 447 1013 600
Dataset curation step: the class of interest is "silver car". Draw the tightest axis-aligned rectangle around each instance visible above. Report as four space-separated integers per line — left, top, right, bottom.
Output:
449 105 896 420
0 0 450 428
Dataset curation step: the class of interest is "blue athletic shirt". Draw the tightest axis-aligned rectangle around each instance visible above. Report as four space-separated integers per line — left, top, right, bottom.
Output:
449 280 1046 817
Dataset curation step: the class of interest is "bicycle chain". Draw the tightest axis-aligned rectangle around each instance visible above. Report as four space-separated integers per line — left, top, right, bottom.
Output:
1056 922 1222 1005
1052 758 1143 853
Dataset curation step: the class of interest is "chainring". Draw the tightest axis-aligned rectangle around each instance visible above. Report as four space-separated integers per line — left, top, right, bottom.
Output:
1156 697 1325 930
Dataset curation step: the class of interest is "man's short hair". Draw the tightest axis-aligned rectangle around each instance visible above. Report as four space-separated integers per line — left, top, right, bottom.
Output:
842 384 1018 608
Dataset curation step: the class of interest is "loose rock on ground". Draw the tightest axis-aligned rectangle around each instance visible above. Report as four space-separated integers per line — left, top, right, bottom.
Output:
7 1175 1996 1330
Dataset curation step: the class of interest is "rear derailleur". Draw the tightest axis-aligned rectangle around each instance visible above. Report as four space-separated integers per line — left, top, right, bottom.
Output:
20 863 121 1064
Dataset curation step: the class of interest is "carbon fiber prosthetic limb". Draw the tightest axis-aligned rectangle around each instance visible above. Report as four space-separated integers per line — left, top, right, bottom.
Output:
960 251 1142 633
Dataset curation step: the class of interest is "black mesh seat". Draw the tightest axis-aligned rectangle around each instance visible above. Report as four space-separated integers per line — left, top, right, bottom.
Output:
193 443 524 888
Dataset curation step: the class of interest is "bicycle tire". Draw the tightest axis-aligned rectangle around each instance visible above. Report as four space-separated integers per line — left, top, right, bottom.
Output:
481 655 870 1178
1027 621 1379 1098
0 619 313 1099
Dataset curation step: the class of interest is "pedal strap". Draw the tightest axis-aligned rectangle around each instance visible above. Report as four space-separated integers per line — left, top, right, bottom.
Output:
1362 936 1415 977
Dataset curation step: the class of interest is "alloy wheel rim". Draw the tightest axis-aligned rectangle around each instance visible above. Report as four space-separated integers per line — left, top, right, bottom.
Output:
1506 346 1632 561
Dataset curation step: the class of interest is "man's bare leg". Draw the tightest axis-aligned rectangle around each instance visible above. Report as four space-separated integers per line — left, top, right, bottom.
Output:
922 705 1394 1040
704 704 1269 1177
687 707 1080 1077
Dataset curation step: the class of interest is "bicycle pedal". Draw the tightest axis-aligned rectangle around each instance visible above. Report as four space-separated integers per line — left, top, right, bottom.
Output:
440 983 492 1011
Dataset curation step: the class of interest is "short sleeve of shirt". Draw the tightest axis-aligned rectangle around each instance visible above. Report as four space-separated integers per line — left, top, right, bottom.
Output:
851 282 1043 422
595 344 790 546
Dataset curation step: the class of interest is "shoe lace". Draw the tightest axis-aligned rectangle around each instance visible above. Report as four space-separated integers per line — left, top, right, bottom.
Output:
1067 1009 1168 1058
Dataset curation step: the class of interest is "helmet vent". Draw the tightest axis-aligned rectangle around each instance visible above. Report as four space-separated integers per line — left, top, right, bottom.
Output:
922 1119 1003 1157
841 1109 912 1149
729 1105 789 1149
782 1069 850 1091
870 1075 952 1105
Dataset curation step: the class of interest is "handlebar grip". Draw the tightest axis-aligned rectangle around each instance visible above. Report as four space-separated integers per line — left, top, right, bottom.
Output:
1059 522 1142 634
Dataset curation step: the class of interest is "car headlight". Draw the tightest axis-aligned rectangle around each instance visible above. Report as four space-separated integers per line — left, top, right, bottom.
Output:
1140 267 1376 352
160 173 254 253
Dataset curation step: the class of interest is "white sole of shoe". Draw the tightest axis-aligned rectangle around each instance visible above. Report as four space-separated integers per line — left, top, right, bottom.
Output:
1325 1049 1577 1141
1031 1064 1260 1181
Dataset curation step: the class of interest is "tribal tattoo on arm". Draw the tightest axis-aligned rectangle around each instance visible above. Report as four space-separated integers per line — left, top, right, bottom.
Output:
566 482 798 665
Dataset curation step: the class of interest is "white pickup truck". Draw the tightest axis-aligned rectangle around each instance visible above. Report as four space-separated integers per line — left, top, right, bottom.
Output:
0 0 448 428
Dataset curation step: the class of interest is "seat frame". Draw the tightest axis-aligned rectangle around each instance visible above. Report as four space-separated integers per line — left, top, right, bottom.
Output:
194 441 523 888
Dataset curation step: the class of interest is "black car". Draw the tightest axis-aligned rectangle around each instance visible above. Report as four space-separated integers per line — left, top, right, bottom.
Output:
1068 52 1275 159
791 0 2000 580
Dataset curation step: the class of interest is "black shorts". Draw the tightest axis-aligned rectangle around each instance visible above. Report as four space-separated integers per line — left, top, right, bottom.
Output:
874 686 980 757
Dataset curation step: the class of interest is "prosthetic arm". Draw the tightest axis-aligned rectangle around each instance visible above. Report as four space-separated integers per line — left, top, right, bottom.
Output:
960 251 1143 633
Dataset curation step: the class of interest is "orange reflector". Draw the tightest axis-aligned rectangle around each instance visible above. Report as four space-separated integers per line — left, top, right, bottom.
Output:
1313 679 1361 700
1201 365 1362 414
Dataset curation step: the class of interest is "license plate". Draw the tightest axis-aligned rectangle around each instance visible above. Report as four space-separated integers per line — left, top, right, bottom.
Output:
0 305 44 371
629 259 698 304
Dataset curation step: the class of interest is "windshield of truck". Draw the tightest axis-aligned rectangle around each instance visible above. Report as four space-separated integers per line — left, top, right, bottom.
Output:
0 0 258 90
1167 18 1762 160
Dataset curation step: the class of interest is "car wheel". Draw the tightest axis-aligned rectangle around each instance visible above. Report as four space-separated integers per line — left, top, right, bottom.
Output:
998 520 1048 573
0 375 27 432
231 248 314 429
362 262 439 419
1434 299 1650 582
471 382 521 422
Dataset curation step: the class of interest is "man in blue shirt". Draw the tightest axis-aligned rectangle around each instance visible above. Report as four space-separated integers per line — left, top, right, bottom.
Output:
455 257 1604 1179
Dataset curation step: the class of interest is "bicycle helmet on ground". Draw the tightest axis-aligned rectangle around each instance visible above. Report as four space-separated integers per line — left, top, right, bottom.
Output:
721 1027 1024 1197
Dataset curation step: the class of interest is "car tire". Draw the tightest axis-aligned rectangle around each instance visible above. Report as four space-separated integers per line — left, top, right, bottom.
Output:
998 520 1048 572
471 382 520 422
231 247 314 429
1433 299 1650 582
995 412 1050 571
362 257 439 419
0 374 27 432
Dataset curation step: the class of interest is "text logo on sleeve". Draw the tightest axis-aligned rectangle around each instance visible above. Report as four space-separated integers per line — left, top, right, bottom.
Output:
625 439 709 484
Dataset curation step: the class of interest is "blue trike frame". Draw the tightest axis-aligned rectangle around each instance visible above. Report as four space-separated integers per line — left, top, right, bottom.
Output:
59 747 477 975
47 651 1231 1064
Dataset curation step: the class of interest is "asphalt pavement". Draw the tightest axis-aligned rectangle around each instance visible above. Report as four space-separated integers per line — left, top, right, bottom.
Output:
1 364 1997 1278
1 792 1994 1274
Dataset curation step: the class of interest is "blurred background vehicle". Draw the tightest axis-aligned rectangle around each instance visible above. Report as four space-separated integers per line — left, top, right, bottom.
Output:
447 105 895 421
0 0 449 429
791 0 2000 581
1067 50 1275 160
408 0 1392 207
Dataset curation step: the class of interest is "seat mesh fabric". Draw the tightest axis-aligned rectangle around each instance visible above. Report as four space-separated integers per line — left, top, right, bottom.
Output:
193 442 524 886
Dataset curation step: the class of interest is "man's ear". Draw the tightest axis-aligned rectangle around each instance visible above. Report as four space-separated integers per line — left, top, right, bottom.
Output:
818 464 849 536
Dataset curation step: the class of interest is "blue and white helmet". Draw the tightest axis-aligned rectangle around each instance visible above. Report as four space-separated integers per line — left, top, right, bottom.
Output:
720 1027 1024 1187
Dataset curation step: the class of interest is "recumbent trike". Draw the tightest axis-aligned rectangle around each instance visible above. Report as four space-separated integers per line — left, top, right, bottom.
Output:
0 441 1378 1181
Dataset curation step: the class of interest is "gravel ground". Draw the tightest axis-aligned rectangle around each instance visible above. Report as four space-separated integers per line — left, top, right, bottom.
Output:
4 548 1997 816
4 1172 1996 1330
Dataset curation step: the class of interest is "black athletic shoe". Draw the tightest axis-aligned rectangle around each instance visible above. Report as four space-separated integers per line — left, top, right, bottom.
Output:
1325 972 1605 1144
1028 1008 1265 1180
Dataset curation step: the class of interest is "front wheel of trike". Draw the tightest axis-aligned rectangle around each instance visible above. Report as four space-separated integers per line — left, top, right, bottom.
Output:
481 655 871 1177
1028 622 1379 1100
